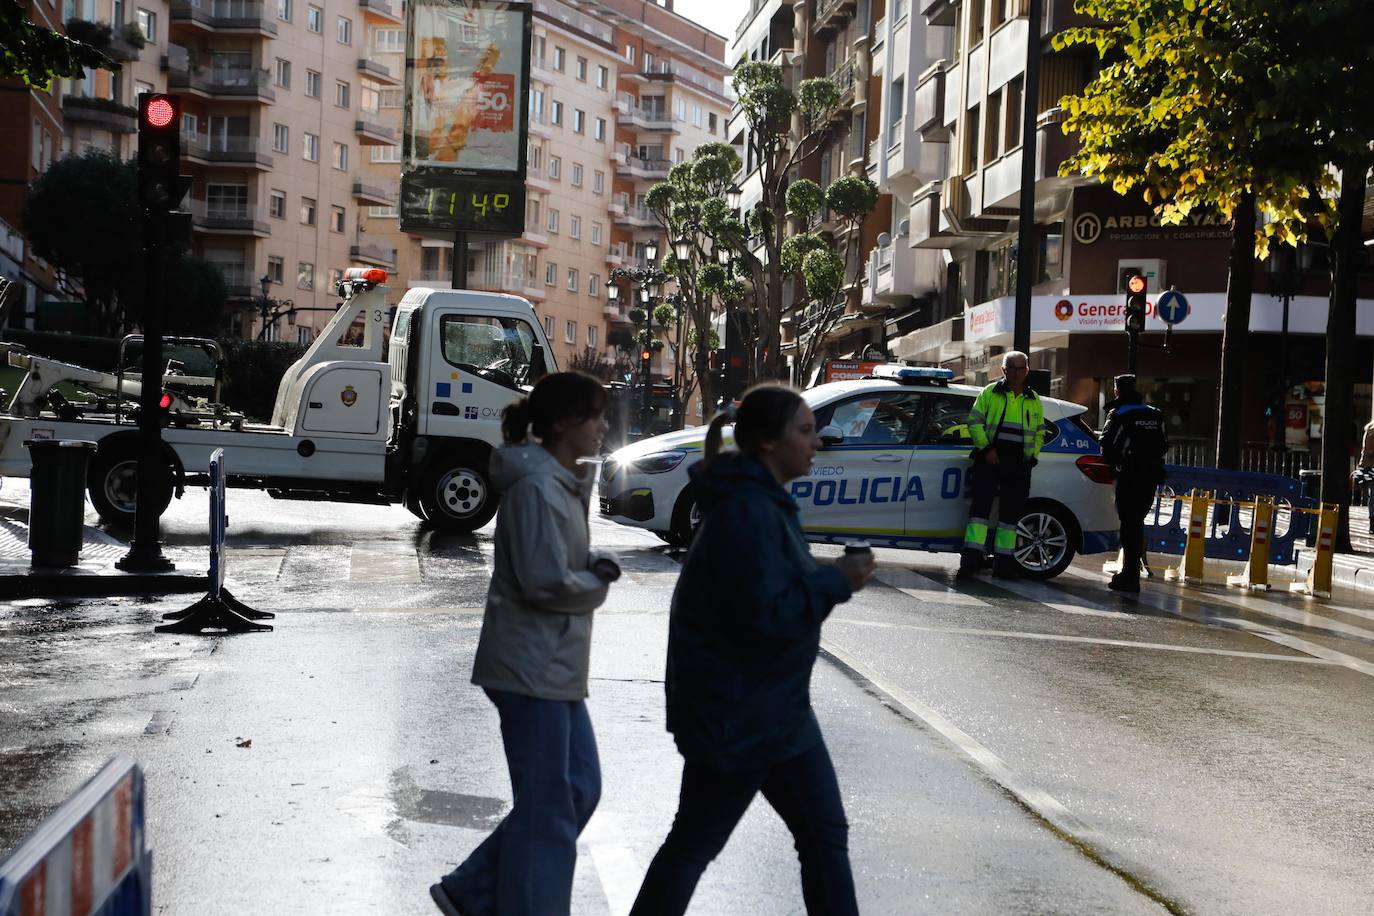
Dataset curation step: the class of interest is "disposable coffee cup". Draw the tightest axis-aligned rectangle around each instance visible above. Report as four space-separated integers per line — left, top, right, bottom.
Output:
844 541 872 557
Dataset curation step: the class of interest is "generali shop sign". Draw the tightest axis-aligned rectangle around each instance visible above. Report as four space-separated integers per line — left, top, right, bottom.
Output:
965 294 1374 341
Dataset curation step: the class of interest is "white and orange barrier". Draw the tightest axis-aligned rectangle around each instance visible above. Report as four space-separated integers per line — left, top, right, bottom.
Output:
0 756 151 916
1292 503 1340 598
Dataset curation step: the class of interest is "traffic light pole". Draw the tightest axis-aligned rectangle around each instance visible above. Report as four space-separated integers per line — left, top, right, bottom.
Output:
117 207 175 572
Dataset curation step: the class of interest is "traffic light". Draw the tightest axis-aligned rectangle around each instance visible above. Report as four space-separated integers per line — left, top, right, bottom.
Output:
1124 273 1147 334
138 93 181 213
640 347 652 386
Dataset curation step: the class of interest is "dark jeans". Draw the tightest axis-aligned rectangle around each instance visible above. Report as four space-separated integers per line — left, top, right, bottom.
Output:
629 740 858 916
1115 477 1158 580
442 689 600 916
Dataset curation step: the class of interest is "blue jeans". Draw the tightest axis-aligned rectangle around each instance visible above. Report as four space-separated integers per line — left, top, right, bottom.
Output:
442 689 601 916
630 740 858 916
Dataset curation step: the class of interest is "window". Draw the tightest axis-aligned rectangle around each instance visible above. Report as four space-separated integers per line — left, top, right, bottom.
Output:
272 123 289 152
267 255 284 284
300 196 316 225
545 262 557 285
675 98 687 121
181 112 198 140
596 65 608 89
571 163 583 187
528 144 542 170
306 70 321 98
813 393 923 446
337 16 352 44
276 0 290 21
533 35 546 67
970 0 985 45
297 327 314 346
965 104 981 173
336 80 350 108
205 182 246 215
544 314 555 338
567 268 578 291
692 104 702 128
275 58 291 89
307 4 321 31
298 262 315 290
985 89 1002 162
330 205 345 232
625 44 636 64
888 76 904 147
550 100 563 125
565 319 576 343
269 189 286 219
914 393 977 445
135 8 155 40
373 28 404 52
547 208 559 233
370 144 401 162
590 222 602 245
893 0 906 21
575 56 587 81
1005 77 1024 150
593 117 605 141
380 88 403 108
553 46 565 71
587 325 598 348
573 109 584 134
549 156 561 179
332 142 348 170
709 112 718 134
588 273 600 296
592 170 604 194
302 132 318 161
438 315 539 391
569 215 581 239
674 148 685 163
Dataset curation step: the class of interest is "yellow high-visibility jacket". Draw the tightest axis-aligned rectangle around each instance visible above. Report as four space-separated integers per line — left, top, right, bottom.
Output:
968 381 1046 461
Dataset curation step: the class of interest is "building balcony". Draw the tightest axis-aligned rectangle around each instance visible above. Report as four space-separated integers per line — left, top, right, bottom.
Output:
913 60 950 141
468 269 545 302
614 99 678 133
412 269 454 289
522 227 550 248
170 0 278 37
868 241 915 303
828 58 856 107
184 134 274 169
942 174 1010 237
525 164 552 193
603 302 627 322
610 202 656 229
910 181 956 249
978 111 1082 215
357 58 400 86
355 117 399 145
624 61 729 101
814 0 857 33
614 154 671 181
61 95 138 133
350 238 396 269
358 0 403 23
606 244 629 268
528 113 553 139
189 201 271 236
871 16 886 56
167 63 276 103
352 179 398 206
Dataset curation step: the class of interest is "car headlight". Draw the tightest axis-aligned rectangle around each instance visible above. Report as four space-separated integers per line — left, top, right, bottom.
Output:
629 450 686 474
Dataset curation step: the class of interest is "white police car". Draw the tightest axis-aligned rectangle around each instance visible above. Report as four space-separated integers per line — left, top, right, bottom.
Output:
599 365 1120 579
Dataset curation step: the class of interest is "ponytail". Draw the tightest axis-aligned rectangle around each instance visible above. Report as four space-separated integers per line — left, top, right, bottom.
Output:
703 383 803 464
500 371 607 445
502 397 534 444
702 402 737 461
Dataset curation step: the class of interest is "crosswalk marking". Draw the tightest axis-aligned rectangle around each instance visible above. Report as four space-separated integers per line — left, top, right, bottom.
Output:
875 567 991 606
349 542 422 583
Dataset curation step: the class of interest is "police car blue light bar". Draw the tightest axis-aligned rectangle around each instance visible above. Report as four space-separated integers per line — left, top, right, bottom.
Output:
870 365 954 383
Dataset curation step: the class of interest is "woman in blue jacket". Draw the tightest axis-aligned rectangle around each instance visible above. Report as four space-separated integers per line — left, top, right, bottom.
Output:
631 384 876 916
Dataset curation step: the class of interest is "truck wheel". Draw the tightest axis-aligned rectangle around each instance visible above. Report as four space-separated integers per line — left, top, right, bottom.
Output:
667 486 702 549
420 454 497 533
1012 500 1078 580
87 445 174 527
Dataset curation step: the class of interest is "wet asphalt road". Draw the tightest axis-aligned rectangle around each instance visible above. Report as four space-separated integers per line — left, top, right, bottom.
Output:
2 483 1374 914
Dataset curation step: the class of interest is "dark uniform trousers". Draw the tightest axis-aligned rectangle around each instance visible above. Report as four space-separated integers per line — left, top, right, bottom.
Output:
963 458 1031 565
1115 474 1159 579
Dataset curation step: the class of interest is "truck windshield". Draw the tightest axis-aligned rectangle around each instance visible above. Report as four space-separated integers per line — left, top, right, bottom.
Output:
439 315 537 390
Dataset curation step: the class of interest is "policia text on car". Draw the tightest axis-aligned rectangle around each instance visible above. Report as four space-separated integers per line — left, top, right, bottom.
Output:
959 351 1045 579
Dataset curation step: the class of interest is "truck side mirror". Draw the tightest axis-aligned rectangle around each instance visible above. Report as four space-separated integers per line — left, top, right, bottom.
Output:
529 344 548 384
819 424 843 446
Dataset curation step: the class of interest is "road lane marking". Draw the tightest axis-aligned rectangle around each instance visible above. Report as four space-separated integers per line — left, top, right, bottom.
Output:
826 618 1335 664
1199 591 1374 645
876 567 991 606
987 576 1139 620
349 543 422 583
580 809 641 916
353 606 484 614
818 638 1189 915
1212 618 1374 678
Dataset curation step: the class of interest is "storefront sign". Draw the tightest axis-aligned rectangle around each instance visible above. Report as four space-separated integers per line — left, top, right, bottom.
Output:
1071 190 1231 246
824 360 884 382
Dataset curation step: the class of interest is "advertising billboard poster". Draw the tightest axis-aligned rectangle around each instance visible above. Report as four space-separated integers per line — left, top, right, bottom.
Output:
401 0 530 237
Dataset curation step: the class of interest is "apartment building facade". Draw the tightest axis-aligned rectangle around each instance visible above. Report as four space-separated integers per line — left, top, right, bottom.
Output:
361 0 732 385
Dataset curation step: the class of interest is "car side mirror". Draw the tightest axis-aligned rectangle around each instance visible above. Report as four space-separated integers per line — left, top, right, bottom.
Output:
818 424 843 446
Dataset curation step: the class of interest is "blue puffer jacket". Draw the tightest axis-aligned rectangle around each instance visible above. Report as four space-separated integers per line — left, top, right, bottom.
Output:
664 453 852 772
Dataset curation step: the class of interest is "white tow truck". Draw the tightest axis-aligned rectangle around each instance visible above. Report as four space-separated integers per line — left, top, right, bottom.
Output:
0 269 557 531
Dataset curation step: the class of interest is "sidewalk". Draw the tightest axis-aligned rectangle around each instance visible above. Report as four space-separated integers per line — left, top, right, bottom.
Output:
0 491 207 600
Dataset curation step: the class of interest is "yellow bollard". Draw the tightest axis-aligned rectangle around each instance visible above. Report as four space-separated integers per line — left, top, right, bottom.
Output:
1166 489 1209 584
1291 503 1340 598
1227 497 1272 591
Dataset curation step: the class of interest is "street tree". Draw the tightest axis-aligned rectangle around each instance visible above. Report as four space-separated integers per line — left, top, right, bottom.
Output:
1 0 114 87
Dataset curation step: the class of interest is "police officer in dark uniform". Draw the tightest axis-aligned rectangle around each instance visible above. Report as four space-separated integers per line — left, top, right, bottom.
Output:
1100 375 1168 593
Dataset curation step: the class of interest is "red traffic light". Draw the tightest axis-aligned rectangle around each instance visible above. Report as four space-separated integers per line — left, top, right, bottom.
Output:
159 392 173 409
640 350 651 361
1126 274 1147 295
145 97 176 128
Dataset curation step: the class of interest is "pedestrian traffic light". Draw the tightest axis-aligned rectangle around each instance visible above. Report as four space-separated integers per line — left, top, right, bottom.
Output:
1124 274 1147 334
138 93 181 213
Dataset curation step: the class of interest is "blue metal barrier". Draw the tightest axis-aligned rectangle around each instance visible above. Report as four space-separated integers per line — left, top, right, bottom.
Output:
1145 465 1313 566
0 756 151 916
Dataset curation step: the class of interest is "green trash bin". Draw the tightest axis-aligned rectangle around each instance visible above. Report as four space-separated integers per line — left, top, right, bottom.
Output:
24 439 97 567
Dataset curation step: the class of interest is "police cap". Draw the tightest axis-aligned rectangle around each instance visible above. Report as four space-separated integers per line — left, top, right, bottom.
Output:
1114 374 1137 393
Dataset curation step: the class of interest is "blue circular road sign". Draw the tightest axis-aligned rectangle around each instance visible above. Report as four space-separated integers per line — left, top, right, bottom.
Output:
1156 289 1189 325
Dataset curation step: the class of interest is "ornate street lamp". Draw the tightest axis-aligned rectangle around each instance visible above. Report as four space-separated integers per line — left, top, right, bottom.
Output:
673 236 692 262
726 184 742 210
645 238 659 264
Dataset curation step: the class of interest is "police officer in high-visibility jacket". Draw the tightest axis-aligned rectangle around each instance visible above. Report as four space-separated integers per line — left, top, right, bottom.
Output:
1100 374 1169 593
959 351 1044 579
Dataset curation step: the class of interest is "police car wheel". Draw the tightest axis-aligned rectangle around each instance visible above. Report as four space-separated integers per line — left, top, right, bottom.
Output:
667 487 702 549
420 455 497 533
87 445 174 527
1011 501 1077 580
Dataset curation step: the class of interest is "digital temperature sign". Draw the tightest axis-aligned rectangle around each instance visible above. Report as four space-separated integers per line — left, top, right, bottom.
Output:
399 171 526 236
